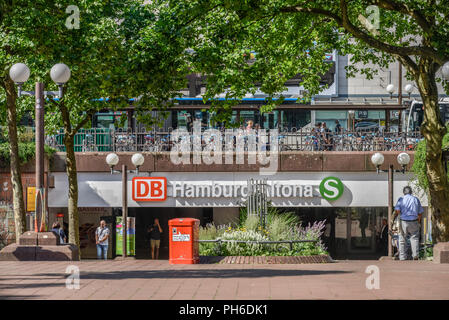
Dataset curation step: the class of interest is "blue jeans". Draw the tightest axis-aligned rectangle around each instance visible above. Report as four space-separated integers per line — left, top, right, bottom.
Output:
96 244 108 260
399 220 420 260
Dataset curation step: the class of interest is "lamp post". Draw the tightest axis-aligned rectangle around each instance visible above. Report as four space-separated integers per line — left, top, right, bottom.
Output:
9 63 71 232
105 152 144 258
348 110 355 131
371 152 411 258
385 61 419 132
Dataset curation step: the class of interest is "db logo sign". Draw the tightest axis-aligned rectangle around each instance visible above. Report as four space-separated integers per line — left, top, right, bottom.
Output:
132 177 167 202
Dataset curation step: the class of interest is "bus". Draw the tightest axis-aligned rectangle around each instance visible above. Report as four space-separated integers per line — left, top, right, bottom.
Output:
404 100 449 133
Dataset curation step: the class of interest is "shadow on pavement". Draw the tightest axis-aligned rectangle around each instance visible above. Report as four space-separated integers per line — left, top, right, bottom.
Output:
36 268 352 280
0 295 44 300
0 269 353 294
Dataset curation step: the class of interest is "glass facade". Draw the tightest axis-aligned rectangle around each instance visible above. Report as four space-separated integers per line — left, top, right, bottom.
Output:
93 111 128 130
315 111 348 131
170 109 311 130
283 207 389 259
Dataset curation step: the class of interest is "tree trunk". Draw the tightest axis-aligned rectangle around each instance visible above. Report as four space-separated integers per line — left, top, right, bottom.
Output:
64 133 80 254
3 78 26 241
416 60 449 242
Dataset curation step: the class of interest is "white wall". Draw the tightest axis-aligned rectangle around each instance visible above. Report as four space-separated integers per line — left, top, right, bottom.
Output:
337 55 446 97
49 171 427 208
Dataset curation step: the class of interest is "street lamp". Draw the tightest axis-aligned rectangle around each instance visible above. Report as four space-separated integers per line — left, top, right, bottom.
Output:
105 152 145 258
385 79 416 132
386 83 416 100
386 84 395 99
404 84 414 98
371 152 411 258
10 62 71 233
131 153 145 174
105 153 120 173
50 63 71 97
371 153 385 173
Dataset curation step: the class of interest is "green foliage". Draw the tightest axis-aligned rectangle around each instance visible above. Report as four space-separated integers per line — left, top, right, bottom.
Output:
156 0 449 126
412 125 449 193
243 215 259 232
0 142 56 167
220 229 270 256
199 206 327 256
265 209 300 241
419 245 433 260
198 223 227 256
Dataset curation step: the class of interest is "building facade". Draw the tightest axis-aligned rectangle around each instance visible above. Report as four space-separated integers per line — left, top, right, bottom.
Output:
43 151 429 260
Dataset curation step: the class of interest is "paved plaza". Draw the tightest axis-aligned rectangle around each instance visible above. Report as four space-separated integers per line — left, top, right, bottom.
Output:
0 259 448 300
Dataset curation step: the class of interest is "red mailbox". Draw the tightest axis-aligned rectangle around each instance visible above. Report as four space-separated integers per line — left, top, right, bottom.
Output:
168 218 200 264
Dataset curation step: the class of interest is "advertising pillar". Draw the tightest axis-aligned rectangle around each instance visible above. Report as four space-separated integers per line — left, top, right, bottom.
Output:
116 216 135 256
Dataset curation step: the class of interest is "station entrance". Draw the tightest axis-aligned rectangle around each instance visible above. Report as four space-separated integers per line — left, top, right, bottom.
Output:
122 207 213 259
108 206 388 260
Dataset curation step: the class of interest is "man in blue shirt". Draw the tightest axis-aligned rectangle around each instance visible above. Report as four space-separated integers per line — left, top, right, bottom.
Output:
393 186 423 260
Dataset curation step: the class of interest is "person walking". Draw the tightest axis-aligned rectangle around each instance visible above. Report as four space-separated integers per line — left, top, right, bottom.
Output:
95 220 110 260
393 186 423 260
148 218 163 259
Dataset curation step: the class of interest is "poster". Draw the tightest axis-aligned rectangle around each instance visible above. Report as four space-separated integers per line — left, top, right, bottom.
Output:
116 216 135 256
26 187 36 212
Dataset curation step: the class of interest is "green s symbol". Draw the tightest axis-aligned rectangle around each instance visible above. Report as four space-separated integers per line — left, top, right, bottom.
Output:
319 177 344 201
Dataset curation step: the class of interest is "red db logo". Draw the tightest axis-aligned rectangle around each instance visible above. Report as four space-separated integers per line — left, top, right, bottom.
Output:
132 177 167 202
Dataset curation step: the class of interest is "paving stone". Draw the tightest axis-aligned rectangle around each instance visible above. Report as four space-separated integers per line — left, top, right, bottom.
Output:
0 259 448 300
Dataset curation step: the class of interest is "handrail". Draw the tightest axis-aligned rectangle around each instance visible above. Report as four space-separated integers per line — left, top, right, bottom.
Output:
198 239 318 251
198 239 317 243
44 129 423 152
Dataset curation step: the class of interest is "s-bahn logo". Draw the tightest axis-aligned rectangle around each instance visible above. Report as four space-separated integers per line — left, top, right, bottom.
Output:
132 177 167 202
319 177 344 201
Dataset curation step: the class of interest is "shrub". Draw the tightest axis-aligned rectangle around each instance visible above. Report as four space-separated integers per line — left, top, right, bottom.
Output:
266 209 300 241
220 229 269 256
199 207 328 256
198 223 227 256
411 125 449 194
0 142 56 167
243 215 260 232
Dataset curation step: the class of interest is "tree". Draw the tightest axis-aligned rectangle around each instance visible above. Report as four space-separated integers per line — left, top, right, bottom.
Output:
412 125 449 198
164 0 449 241
0 1 48 241
1 0 130 250
2 0 192 253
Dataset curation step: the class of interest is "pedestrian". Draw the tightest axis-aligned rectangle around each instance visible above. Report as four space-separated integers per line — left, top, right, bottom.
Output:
95 220 110 260
322 122 332 150
334 120 342 134
148 218 163 259
378 218 389 255
393 186 423 260
51 222 66 244
63 222 69 243
314 122 322 150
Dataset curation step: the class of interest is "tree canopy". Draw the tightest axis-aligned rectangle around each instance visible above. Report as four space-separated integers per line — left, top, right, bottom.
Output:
159 0 449 240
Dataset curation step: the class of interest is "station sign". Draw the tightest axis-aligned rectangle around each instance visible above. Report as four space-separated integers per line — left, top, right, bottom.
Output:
132 177 167 202
132 176 344 202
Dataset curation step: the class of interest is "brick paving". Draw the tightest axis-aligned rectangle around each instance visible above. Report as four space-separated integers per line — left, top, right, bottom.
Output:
0 259 448 300
200 255 331 264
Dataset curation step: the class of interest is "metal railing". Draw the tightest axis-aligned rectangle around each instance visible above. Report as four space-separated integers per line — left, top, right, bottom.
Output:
198 239 318 252
44 128 423 152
